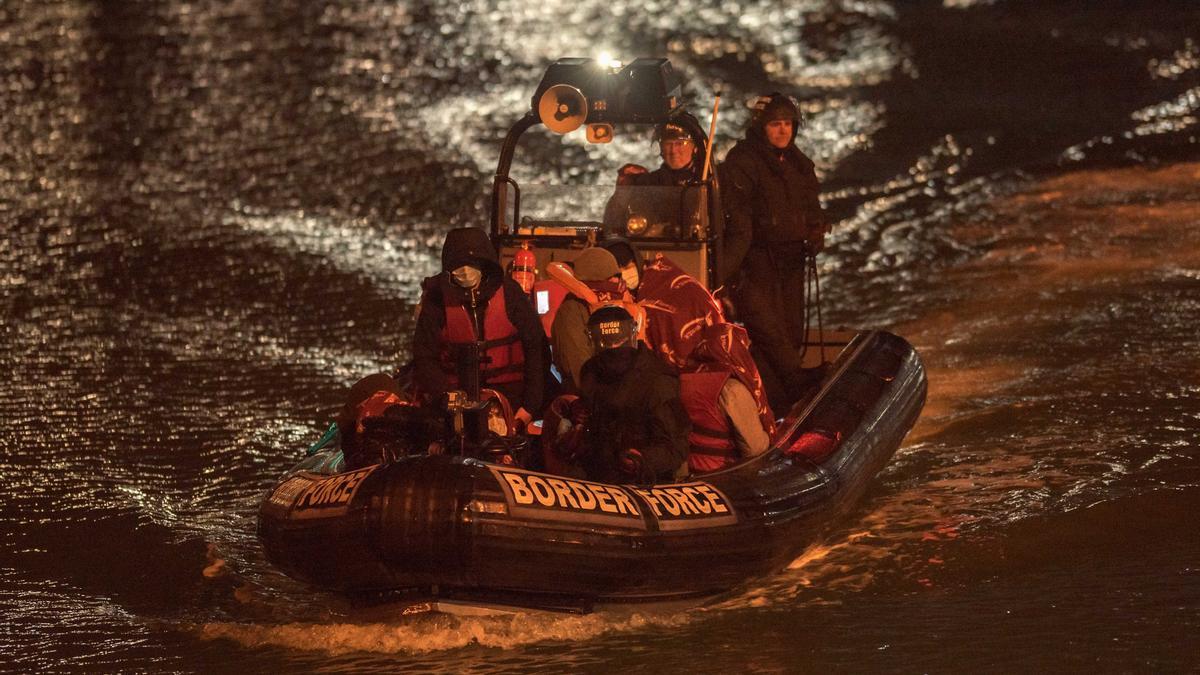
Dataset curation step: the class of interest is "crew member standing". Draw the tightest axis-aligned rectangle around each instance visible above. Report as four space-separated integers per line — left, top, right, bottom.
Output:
720 92 830 412
411 227 547 426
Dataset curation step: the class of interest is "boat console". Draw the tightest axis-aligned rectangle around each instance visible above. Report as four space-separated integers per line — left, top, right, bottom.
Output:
489 57 721 290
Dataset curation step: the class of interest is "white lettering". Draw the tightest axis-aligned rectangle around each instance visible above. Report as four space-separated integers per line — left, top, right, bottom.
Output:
570 482 597 510
682 487 711 514
608 488 639 516
656 489 682 516
588 484 617 513
664 488 698 515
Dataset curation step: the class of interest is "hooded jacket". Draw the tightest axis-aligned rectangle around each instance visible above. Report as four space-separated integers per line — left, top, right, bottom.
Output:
578 346 691 484
412 227 547 414
719 95 826 280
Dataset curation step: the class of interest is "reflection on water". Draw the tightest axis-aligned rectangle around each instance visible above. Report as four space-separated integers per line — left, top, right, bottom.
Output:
3 0 1199 671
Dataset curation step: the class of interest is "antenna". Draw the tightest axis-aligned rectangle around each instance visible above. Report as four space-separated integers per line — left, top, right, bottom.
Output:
701 90 722 182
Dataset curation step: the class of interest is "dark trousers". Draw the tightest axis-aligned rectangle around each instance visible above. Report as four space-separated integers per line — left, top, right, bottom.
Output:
733 246 812 413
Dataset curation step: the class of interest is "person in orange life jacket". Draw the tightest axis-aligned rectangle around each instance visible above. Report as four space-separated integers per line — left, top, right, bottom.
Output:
548 247 633 393
719 93 830 413
599 237 724 372
411 227 547 426
680 323 775 473
573 305 691 484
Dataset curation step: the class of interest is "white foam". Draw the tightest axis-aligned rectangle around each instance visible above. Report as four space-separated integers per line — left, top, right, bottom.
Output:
199 606 692 655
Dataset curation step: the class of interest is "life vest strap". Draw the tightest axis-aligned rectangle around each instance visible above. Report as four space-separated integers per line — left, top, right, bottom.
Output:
479 333 520 350
690 423 733 441
482 362 524 378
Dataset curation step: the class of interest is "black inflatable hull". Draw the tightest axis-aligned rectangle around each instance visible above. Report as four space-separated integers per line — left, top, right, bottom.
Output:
258 331 925 607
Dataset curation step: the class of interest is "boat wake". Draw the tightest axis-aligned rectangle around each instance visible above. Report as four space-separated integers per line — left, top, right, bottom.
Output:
197 607 693 655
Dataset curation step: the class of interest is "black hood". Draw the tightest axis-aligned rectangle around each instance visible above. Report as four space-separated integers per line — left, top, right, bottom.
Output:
440 227 501 275
600 236 643 279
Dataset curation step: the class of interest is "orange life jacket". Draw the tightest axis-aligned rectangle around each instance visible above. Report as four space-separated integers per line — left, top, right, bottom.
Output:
680 369 738 473
546 261 646 339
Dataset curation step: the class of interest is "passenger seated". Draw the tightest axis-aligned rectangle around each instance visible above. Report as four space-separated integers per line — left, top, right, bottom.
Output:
600 237 724 372
548 247 638 393
410 227 547 428
681 323 776 473
336 373 443 470
543 305 691 485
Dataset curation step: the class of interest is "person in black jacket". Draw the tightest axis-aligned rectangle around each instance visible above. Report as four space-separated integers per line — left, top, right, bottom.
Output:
719 93 830 412
411 227 547 426
619 118 705 187
576 305 691 484
604 115 710 238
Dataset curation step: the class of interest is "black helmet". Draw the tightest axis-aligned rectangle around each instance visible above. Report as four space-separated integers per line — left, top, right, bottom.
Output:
748 92 802 129
652 112 708 148
587 304 638 351
655 121 692 143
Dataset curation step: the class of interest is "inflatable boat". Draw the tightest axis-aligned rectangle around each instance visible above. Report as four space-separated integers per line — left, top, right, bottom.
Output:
257 58 926 611
258 330 924 610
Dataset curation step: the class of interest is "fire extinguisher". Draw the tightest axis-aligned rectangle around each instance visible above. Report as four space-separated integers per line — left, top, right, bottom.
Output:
510 241 537 294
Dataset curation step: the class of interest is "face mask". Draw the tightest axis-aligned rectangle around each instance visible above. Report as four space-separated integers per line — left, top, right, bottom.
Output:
451 265 482 289
487 410 509 437
620 265 640 291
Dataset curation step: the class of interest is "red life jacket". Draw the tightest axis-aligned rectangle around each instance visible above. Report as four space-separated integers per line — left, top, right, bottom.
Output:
437 277 525 386
530 278 569 338
680 369 738 473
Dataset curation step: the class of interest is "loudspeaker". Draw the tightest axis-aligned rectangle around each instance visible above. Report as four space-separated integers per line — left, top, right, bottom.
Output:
537 84 587 134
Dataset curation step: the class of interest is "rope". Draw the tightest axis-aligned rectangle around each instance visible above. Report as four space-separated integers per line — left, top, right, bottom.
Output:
809 252 826 364
795 247 826 365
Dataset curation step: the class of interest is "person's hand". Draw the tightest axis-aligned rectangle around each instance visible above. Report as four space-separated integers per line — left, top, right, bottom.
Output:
616 163 648 186
568 398 590 427
514 407 532 432
617 448 644 477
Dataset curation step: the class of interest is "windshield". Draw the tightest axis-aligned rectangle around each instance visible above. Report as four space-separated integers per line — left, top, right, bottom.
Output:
502 182 710 240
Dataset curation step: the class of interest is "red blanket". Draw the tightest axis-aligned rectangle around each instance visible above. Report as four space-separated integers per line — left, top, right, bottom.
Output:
638 256 775 435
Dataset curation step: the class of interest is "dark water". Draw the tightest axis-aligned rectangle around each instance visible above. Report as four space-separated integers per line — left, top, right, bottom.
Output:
3 1 1199 671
